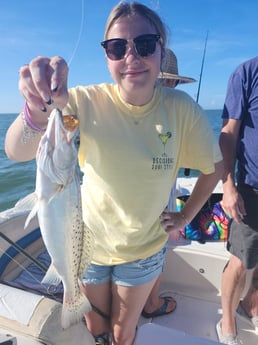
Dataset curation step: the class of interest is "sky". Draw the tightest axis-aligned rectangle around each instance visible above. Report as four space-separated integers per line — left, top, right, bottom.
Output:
1 0 258 113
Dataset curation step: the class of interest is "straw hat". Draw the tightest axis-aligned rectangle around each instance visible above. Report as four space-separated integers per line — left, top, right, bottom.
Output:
159 49 196 84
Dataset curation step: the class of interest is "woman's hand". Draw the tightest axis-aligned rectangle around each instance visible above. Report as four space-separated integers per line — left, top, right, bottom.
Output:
19 56 69 114
5 56 69 162
160 209 187 234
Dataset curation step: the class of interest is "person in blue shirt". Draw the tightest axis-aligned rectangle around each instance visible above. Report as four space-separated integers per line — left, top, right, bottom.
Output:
217 57 258 345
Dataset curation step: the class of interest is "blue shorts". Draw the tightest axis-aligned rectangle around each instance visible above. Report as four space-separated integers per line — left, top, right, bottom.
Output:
82 246 167 287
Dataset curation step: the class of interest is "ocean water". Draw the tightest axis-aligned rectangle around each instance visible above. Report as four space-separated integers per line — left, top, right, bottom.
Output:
0 113 37 212
0 109 222 212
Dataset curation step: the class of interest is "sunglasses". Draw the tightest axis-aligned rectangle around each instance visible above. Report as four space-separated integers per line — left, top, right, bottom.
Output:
101 34 161 61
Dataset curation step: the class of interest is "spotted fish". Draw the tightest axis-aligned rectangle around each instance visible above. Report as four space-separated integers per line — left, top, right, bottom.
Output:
26 108 93 329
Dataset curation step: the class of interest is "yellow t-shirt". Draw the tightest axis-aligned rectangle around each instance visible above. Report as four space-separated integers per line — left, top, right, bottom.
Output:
63 83 222 265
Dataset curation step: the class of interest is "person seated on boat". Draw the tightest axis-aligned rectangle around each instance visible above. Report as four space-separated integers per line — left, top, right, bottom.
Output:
217 57 258 345
142 48 196 319
5 2 223 345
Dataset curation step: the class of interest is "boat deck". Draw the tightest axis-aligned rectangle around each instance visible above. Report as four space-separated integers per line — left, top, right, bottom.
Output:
134 241 257 344
136 291 257 344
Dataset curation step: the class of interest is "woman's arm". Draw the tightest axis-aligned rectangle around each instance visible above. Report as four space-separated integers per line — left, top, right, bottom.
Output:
161 160 224 233
180 160 224 223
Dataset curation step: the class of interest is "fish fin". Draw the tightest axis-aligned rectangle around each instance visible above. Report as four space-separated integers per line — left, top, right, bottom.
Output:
24 203 39 229
14 192 38 229
61 289 91 329
42 263 62 285
48 185 64 204
15 192 37 212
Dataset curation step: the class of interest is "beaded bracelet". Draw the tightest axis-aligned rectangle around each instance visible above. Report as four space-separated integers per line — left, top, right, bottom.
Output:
21 102 46 144
21 112 38 144
24 102 46 133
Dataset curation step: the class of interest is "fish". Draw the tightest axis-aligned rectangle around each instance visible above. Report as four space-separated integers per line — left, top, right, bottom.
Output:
25 108 93 329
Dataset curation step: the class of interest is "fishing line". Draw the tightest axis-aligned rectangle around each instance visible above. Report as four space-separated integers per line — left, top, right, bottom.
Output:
67 0 85 67
0 245 62 302
0 246 43 287
0 1 84 303
0 0 85 282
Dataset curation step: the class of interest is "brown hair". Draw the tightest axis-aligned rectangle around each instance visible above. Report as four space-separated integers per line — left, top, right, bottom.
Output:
104 1 167 57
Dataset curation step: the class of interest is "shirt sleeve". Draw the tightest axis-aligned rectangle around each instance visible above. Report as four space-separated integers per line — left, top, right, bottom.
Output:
182 110 222 174
222 66 247 120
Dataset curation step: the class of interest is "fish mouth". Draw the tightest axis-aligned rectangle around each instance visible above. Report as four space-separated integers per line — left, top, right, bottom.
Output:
61 114 79 145
50 109 79 146
62 115 79 132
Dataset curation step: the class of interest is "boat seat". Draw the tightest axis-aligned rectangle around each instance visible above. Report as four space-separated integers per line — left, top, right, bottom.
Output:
0 228 42 277
134 323 220 345
1 251 63 301
0 334 17 345
0 283 94 345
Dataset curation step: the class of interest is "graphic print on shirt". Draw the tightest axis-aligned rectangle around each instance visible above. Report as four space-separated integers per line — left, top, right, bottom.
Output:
152 125 173 170
158 132 172 155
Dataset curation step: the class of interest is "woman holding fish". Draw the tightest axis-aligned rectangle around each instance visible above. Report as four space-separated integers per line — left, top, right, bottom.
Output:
5 2 223 345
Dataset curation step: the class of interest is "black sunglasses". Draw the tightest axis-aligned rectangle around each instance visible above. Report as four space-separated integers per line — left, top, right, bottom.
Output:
101 34 161 61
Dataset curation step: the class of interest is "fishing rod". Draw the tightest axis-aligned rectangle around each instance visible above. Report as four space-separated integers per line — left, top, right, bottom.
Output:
184 30 209 177
196 30 209 104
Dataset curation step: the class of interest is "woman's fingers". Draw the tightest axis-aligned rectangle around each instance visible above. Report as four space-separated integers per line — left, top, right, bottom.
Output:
19 56 69 111
49 56 68 93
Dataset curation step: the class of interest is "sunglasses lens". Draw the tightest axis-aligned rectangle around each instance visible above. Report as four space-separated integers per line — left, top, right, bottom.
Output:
134 35 159 57
102 39 127 60
101 35 160 60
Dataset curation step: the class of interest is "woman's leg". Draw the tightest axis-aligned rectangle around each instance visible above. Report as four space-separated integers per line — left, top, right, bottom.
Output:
111 279 156 345
143 275 176 315
81 281 111 337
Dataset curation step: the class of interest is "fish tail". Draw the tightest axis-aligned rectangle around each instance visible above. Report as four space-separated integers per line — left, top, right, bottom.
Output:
61 291 92 329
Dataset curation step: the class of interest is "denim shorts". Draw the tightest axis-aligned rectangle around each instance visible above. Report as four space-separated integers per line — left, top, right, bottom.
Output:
82 246 167 287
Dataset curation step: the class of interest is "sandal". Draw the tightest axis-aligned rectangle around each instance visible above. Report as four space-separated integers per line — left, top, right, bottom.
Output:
141 296 177 318
94 332 112 345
